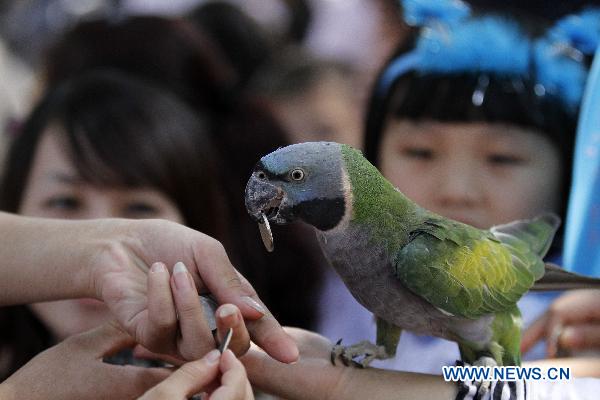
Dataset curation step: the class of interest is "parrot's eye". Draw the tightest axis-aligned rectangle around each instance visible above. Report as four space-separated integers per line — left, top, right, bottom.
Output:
257 171 267 180
290 168 305 181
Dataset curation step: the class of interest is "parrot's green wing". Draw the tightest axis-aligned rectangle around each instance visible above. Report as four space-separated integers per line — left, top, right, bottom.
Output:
393 216 553 319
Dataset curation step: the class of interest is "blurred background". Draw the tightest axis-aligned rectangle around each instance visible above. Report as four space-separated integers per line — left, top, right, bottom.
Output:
0 0 411 164
3 0 599 163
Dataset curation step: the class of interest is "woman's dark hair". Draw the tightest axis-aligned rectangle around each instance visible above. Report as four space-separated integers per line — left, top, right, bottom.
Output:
187 1 275 89
1 71 227 234
44 16 237 113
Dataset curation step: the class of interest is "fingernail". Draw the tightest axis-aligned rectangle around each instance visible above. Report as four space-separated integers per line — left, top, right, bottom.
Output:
205 349 221 364
242 296 266 315
173 262 192 291
150 262 165 273
218 304 238 319
174 261 187 274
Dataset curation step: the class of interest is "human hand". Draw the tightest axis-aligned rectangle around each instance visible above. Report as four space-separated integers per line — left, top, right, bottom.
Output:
0 322 170 400
131 294 252 364
138 349 253 400
522 290 600 357
241 328 348 400
85 218 297 362
135 297 253 399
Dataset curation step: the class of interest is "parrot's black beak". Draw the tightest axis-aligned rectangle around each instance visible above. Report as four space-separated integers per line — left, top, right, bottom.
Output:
245 173 285 223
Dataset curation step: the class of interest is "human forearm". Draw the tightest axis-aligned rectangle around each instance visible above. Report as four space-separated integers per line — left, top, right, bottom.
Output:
0 212 127 305
242 328 456 400
245 358 456 400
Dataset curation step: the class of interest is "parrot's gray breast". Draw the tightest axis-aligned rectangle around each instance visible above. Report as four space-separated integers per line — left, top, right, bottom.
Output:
317 224 495 345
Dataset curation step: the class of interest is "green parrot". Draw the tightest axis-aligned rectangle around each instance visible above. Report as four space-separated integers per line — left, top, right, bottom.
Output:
245 142 600 367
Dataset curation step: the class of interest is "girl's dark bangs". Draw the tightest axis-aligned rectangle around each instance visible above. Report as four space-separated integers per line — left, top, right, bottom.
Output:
392 74 534 125
388 73 576 150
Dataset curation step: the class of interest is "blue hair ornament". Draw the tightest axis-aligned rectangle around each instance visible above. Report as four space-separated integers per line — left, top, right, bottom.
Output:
383 0 600 114
548 8 600 55
402 0 470 27
416 17 530 76
534 8 600 112
534 37 588 113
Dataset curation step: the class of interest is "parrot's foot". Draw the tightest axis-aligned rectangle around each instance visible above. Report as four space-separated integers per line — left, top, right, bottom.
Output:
330 339 388 368
472 356 498 395
473 356 497 368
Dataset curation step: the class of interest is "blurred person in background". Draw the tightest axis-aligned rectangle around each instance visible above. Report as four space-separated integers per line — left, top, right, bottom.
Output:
187 1 278 91
0 39 34 167
40 15 325 332
249 47 362 148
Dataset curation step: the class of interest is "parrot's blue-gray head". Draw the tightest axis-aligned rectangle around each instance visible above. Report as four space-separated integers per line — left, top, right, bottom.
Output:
245 142 347 231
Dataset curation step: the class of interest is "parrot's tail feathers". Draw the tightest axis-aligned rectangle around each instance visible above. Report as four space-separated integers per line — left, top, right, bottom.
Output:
531 263 600 291
490 213 560 258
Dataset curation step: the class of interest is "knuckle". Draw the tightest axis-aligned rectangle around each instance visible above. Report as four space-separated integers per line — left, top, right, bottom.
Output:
196 235 225 258
237 273 257 293
176 300 202 317
226 275 244 290
149 319 176 336
180 361 208 381
232 338 251 356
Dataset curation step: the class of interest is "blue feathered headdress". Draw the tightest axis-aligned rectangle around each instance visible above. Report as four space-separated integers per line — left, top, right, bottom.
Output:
380 0 600 114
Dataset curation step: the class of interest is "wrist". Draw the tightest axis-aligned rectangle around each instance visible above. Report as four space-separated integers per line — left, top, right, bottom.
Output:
87 218 137 301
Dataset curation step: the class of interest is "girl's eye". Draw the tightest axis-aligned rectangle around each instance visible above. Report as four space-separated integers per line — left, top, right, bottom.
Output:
43 196 81 210
487 154 526 166
401 147 434 160
125 202 160 216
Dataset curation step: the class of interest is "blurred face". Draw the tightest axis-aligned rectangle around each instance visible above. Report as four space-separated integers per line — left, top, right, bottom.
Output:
20 129 184 339
272 72 362 149
379 120 562 229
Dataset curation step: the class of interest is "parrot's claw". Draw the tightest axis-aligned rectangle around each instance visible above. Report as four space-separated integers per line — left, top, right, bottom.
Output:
473 356 497 368
330 340 388 368
472 356 497 396
331 339 343 365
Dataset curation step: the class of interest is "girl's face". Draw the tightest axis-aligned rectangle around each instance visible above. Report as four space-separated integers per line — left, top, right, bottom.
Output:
379 120 562 229
20 130 184 340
